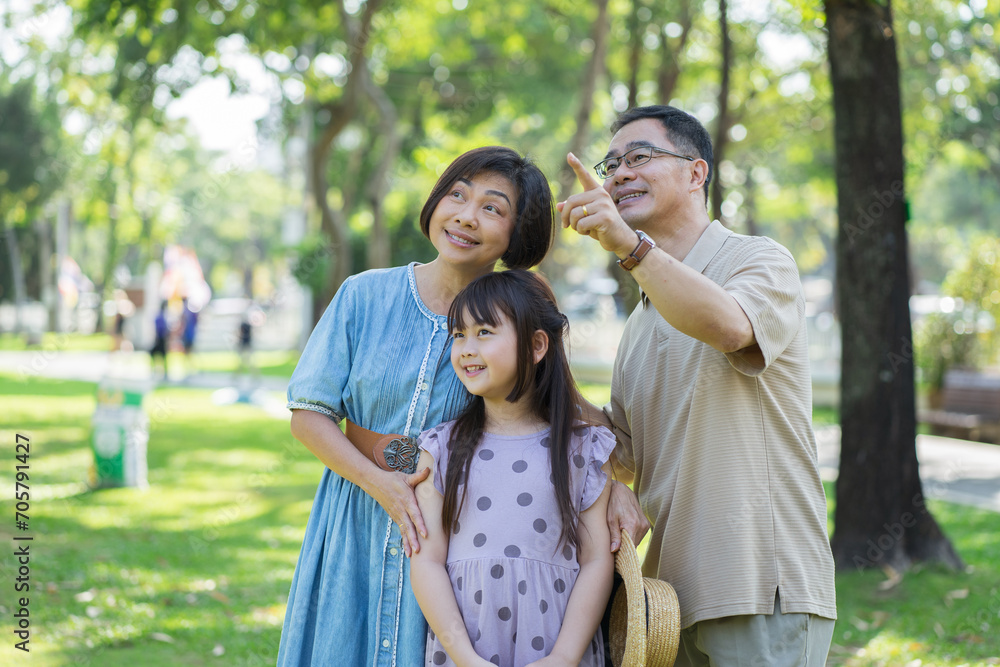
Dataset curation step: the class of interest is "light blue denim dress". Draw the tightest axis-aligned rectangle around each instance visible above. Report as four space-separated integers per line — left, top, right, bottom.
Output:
277 263 468 667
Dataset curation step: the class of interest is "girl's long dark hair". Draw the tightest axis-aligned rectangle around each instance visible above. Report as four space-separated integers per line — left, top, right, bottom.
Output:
442 269 582 551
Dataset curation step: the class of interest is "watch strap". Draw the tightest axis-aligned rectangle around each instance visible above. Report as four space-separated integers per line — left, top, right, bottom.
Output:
617 231 655 271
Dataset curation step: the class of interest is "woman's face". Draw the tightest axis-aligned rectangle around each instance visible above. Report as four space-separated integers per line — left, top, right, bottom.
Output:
427 172 518 273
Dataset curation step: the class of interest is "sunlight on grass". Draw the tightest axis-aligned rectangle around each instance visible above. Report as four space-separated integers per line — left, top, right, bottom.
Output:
2 372 998 666
0 373 316 666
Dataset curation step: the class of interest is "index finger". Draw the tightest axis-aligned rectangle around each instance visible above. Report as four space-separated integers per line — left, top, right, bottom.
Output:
567 152 604 192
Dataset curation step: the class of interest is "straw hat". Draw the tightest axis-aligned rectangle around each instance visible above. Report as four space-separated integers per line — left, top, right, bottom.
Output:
608 529 681 667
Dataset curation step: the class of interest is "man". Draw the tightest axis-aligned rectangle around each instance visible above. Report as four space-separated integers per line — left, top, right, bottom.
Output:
559 105 837 666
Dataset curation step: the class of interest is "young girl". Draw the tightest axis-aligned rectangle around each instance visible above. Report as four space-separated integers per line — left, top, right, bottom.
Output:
411 269 614 667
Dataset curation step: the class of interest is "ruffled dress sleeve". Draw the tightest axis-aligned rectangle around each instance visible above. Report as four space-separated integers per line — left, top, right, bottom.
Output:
286 275 359 421
577 424 616 511
418 421 454 496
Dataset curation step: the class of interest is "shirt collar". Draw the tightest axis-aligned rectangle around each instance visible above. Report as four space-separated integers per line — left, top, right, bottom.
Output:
641 220 732 306
682 220 733 274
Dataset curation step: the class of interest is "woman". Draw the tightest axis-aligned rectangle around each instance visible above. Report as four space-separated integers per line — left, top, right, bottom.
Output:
277 146 555 666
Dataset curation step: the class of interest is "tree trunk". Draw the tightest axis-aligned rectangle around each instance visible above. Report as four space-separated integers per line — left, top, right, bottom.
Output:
310 104 354 314
362 69 400 271
711 0 732 225
656 0 693 104
36 218 55 331
826 0 962 573
556 0 610 206
95 178 120 335
742 168 759 237
625 0 643 110
543 0 610 284
308 0 384 323
2 221 26 334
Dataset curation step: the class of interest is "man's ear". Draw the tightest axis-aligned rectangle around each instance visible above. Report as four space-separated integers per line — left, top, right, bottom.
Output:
689 158 709 195
532 330 549 364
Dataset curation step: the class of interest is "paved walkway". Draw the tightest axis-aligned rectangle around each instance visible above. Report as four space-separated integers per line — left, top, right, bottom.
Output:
816 426 1000 513
3 350 999 512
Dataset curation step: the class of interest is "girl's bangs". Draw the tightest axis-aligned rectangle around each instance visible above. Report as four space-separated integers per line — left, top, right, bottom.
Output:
449 280 509 332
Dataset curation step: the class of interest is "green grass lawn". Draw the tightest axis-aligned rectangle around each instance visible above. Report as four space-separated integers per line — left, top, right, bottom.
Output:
0 374 997 666
824 481 1000 666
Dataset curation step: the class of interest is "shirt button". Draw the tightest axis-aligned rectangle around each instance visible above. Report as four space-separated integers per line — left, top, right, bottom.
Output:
382 639 390 648
421 382 428 391
389 547 398 556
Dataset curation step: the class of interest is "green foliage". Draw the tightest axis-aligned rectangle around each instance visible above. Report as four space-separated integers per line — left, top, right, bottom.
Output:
915 311 981 391
0 77 61 225
2 0 999 304
915 236 1000 389
0 80 47 194
289 234 334 294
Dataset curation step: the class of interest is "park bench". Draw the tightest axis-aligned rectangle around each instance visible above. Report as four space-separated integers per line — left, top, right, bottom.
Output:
918 369 1000 444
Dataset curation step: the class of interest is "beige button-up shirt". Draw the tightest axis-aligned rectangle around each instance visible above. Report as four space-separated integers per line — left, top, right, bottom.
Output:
610 221 837 628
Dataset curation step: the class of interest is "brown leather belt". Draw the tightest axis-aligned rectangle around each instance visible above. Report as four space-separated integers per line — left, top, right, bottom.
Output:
344 420 420 474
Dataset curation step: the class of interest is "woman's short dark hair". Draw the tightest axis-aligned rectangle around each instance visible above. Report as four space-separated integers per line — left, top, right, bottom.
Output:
612 105 714 203
419 146 554 269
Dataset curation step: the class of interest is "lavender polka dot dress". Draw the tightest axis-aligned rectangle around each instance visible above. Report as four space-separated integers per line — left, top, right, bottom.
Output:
419 421 615 667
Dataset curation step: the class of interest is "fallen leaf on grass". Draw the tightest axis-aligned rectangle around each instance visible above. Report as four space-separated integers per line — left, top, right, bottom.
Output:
74 589 96 603
209 590 231 605
878 565 904 591
870 611 889 628
933 622 945 638
251 605 285 625
943 588 969 607
151 632 175 643
850 616 869 631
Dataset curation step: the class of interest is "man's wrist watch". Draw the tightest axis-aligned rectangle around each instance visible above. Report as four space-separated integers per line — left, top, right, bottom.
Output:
617 230 655 271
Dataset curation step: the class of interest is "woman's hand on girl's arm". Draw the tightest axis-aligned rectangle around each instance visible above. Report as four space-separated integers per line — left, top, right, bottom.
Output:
364 466 430 557
409 453 489 667
532 462 614 667
289 410 429 555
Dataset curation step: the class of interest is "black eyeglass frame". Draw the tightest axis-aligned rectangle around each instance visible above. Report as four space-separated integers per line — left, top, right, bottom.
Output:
593 145 695 179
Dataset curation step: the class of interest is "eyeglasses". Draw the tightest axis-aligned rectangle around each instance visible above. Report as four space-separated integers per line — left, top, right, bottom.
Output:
593 145 694 179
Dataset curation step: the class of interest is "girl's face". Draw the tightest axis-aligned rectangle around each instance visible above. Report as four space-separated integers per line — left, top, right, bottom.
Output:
450 309 522 403
427 172 518 273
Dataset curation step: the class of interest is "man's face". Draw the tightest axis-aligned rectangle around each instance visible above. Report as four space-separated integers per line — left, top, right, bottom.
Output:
601 118 694 229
